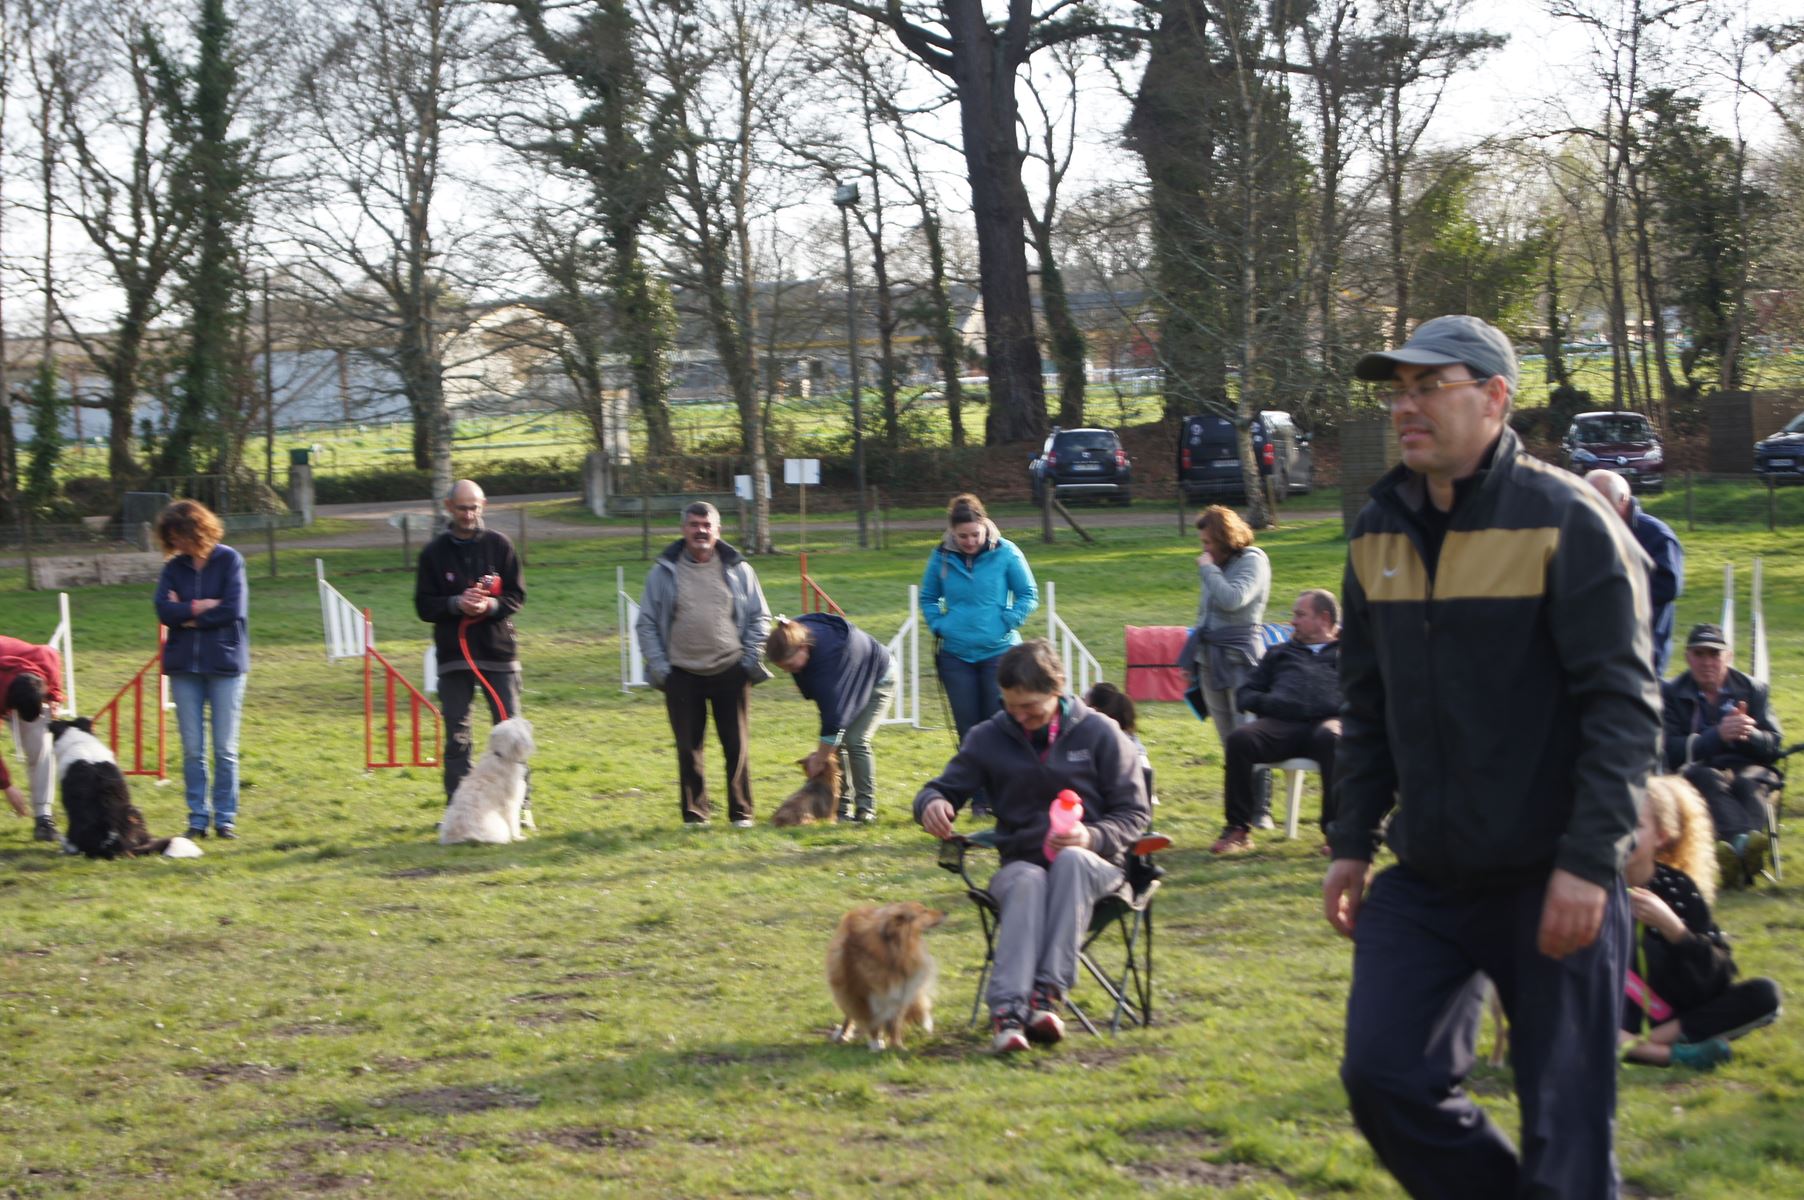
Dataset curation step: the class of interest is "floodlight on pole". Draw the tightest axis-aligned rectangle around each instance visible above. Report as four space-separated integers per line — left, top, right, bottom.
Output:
834 181 869 549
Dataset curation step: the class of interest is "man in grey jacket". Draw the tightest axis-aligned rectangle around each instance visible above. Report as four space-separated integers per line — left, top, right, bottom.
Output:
635 502 773 826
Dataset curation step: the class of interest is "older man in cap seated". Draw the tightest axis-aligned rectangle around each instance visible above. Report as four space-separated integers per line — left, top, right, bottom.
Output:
1662 622 1785 886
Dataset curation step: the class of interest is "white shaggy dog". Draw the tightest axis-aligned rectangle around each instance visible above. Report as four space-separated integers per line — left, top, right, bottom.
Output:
439 717 535 845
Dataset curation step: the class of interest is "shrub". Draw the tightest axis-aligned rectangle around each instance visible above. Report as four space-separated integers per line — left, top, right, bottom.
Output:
312 456 582 504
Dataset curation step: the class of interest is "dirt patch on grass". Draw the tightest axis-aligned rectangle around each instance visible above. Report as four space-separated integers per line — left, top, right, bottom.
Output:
272 1020 368 1039
535 1126 653 1151
557 969 635 982
181 1061 301 1087
375 1083 540 1115
382 866 449 879
685 1046 805 1068
513 1008 602 1026
229 1169 375 1198
508 990 588 1004
1122 1126 1272 1189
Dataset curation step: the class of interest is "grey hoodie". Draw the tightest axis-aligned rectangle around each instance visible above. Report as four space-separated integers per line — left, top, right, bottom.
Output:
913 696 1149 867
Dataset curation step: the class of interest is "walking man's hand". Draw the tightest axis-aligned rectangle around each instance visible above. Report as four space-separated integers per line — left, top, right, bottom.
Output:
1537 868 1607 959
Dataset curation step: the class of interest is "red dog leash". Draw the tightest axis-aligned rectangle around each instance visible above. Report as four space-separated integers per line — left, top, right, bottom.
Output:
459 572 510 720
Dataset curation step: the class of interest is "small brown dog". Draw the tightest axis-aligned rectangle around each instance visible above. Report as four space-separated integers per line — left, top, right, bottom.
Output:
771 753 843 827
826 901 946 1051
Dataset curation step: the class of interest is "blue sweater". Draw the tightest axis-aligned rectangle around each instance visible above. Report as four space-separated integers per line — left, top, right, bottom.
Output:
1628 501 1683 676
154 544 250 676
919 522 1038 663
790 613 891 742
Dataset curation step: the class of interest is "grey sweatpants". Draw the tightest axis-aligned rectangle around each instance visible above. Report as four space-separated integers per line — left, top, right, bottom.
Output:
7 713 56 819
986 847 1125 1014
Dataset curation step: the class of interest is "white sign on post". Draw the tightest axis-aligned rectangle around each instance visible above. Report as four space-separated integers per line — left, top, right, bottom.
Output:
733 474 771 501
783 458 821 486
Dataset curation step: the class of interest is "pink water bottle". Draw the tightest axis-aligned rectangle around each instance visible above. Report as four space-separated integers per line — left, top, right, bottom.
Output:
1044 789 1085 862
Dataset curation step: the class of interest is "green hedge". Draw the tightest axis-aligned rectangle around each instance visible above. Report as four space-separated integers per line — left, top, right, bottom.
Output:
313 456 582 504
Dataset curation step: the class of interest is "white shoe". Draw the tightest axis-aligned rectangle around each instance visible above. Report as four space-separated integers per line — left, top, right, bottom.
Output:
731 819 755 829
519 809 536 831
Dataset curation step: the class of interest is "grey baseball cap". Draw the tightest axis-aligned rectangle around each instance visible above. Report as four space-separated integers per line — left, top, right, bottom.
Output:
1353 315 1518 392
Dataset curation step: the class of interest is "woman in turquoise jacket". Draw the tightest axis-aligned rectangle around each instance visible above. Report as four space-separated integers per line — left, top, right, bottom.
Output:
920 493 1039 753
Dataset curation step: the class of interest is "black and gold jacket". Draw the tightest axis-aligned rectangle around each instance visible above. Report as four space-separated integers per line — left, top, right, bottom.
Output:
1329 426 1661 890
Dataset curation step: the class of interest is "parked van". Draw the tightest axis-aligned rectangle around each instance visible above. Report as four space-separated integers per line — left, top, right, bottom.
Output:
1177 411 1313 501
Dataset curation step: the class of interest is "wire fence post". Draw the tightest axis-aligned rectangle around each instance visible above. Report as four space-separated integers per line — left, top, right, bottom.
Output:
401 515 411 570
266 519 278 578
21 514 35 591
519 506 529 566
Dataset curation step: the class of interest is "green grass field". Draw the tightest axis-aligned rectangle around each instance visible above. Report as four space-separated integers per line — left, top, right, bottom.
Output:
3 517 1800 1197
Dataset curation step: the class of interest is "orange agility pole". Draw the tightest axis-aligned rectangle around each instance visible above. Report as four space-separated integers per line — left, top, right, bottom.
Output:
798 552 846 617
362 608 441 770
91 626 168 780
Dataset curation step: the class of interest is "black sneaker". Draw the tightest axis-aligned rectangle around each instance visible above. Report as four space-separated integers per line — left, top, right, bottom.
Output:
215 826 238 841
853 810 876 825
187 826 210 839
33 816 58 842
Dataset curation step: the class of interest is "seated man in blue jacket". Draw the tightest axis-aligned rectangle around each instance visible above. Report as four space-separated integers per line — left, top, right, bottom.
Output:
1586 470 1684 676
1213 589 1342 856
1662 623 1784 886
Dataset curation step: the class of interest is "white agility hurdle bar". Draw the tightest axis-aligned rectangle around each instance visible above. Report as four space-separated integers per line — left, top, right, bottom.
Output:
879 584 923 728
618 566 648 690
1751 557 1768 685
1720 562 1734 656
318 558 368 662
48 592 76 717
1045 580 1103 697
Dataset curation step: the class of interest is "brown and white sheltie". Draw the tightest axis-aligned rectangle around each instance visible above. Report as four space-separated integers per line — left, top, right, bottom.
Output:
825 901 946 1051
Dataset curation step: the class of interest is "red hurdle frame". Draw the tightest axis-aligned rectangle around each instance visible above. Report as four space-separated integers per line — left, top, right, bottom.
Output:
91 627 168 780
362 608 442 770
798 552 846 617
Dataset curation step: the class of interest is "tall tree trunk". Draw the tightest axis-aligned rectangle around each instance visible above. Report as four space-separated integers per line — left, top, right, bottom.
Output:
942 0 1045 443
919 205 966 447
1030 219 1087 428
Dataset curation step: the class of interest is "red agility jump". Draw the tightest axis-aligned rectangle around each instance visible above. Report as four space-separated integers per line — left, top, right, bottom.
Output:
91 627 168 780
362 609 441 770
799 552 846 617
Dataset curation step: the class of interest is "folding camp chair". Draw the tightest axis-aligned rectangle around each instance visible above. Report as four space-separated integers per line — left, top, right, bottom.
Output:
936 829 1172 1035
1763 741 1802 883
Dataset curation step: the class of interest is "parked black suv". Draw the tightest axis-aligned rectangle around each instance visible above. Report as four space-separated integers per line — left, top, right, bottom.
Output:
1028 427 1132 504
1754 411 1804 483
1561 411 1664 492
1177 411 1313 501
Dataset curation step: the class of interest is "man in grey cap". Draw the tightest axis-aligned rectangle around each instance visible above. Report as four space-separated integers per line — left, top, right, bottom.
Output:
1660 622 1783 886
1325 315 1660 1198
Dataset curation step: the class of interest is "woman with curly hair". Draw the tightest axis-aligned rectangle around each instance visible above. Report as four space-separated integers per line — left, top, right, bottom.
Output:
1180 505 1271 849
1620 774 1782 1070
153 500 249 840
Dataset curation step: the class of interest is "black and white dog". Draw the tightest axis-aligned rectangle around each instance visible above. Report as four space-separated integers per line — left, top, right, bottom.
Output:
48 719 200 859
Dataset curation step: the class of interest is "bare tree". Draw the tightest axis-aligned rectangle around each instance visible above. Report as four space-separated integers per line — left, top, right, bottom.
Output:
503 0 682 457
51 1 195 480
1023 43 1087 429
283 0 498 501
816 0 1136 443
644 0 811 552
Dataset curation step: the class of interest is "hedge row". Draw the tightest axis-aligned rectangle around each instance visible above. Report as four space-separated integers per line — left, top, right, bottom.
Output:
313 456 583 504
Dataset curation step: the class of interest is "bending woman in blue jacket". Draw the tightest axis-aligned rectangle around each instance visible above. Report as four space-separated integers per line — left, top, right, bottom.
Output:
153 500 249 840
919 493 1038 751
766 614 897 822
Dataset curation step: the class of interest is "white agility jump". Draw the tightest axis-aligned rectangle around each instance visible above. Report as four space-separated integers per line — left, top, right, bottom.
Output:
1044 580 1102 698
315 560 442 769
1721 558 1770 685
47 592 77 717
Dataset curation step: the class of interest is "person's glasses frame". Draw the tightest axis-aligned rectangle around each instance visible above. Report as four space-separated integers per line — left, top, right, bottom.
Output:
1382 373 1492 407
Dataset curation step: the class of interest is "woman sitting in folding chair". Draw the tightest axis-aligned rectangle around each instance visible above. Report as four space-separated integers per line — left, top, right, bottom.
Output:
915 639 1149 1054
